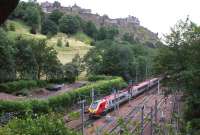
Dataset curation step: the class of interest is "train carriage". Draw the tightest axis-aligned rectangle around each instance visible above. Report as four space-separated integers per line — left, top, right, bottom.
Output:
88 78 159 117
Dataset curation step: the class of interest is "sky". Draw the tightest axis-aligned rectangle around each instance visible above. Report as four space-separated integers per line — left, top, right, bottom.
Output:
29 0 200 37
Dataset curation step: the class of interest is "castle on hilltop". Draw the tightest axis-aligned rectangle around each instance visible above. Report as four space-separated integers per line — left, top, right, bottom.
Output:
40 1 140 27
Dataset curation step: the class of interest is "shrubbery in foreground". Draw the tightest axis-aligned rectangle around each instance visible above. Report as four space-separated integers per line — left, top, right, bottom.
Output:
0 114 79 135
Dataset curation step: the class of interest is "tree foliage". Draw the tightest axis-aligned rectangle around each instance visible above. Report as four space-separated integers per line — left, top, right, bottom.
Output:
84 40 153 81
41 18 58 36
59 15 81 34
25 6 41 34
83 21 97 39
10 1 42 34
123 32 137 44
15 38 37 80
0 114 79 135
49 9 63 24
97 26 119 40
154 18 200 133
0 28 15 83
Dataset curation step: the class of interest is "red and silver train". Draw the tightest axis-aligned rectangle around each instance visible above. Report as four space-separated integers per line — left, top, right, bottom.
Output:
88 78 159 117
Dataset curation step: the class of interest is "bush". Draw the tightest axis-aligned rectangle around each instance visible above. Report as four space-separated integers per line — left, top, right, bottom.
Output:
0 80 48 93
0 114 79 135
57 38 63 47
0 100 30 113
65 41 69 47
0 77 127 114
59 15 80 34
9 23 15 31
41 18 58 36
29 100 50 114
36 80 47 87
87 75 116 81
48 93 71 112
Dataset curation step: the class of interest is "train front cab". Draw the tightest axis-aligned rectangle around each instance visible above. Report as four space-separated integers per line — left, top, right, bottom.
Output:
88 99 107 117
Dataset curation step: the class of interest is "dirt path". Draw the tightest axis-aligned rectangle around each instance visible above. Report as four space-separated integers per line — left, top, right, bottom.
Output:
29 81 87 99
0 81 87 100
0 93 23 100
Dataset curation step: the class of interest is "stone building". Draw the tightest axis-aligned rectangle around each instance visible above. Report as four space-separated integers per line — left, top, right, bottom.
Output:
40 2 140 27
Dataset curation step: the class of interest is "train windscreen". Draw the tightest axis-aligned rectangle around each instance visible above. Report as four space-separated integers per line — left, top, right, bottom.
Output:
90 101 99 109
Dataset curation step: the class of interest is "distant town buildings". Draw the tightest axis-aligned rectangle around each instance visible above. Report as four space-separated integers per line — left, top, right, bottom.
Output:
40 1 140 27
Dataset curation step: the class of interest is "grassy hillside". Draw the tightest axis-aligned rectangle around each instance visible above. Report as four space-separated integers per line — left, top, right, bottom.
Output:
6 20 46 39
5 20 92 64
47 33 93 64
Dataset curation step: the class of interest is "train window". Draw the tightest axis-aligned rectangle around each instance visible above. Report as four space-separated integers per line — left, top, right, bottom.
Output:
109 101 112 105
119 95 125 100
153 80 158 83
138 85 148 91
90 101 99 109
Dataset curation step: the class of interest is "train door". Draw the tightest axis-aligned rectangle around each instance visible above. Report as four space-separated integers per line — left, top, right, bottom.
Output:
96 101 106 115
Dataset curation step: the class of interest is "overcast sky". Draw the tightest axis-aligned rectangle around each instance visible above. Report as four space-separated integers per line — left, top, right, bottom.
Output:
29 0 200 37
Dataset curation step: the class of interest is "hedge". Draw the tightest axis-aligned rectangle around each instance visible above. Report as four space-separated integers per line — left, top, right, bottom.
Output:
87 75 117 81
0 80 47 93
0 77 127 114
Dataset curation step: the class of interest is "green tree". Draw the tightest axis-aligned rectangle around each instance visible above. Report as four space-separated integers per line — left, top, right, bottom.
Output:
84 40 150 81
97 27 107 40
49 9 63 24
154 18 200 133
123 32 137 44
25 6 41 34
0 28 16 83
10 1 27 19
43 51 63 81
30 39 61 80
59 15 80 34
15 38 37 80
9 22 16 31
57 38 63 47
106 26 119 39
41 18 58 36
72 54 84 76
83 21 97 39
63 63 79 83
97 26 119 40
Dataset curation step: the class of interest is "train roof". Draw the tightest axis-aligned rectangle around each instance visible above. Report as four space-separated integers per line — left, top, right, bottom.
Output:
103 78 158 101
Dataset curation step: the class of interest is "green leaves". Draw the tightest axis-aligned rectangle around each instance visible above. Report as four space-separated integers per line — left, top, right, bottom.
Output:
84 40 153 81
0 28 15 82
0 114 79 135
154 18 200 132
41 18 58 36
59 15 81 34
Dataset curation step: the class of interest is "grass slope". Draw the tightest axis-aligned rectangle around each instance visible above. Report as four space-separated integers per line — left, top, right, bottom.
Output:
6 20 46 39
5 20 92 64
48 33 93 64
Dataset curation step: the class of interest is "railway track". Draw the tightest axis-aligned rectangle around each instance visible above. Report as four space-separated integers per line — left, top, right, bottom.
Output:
107 94 156 134
129 96 166 134
107 89 168 134
93 87 160 134
68 85 160 135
